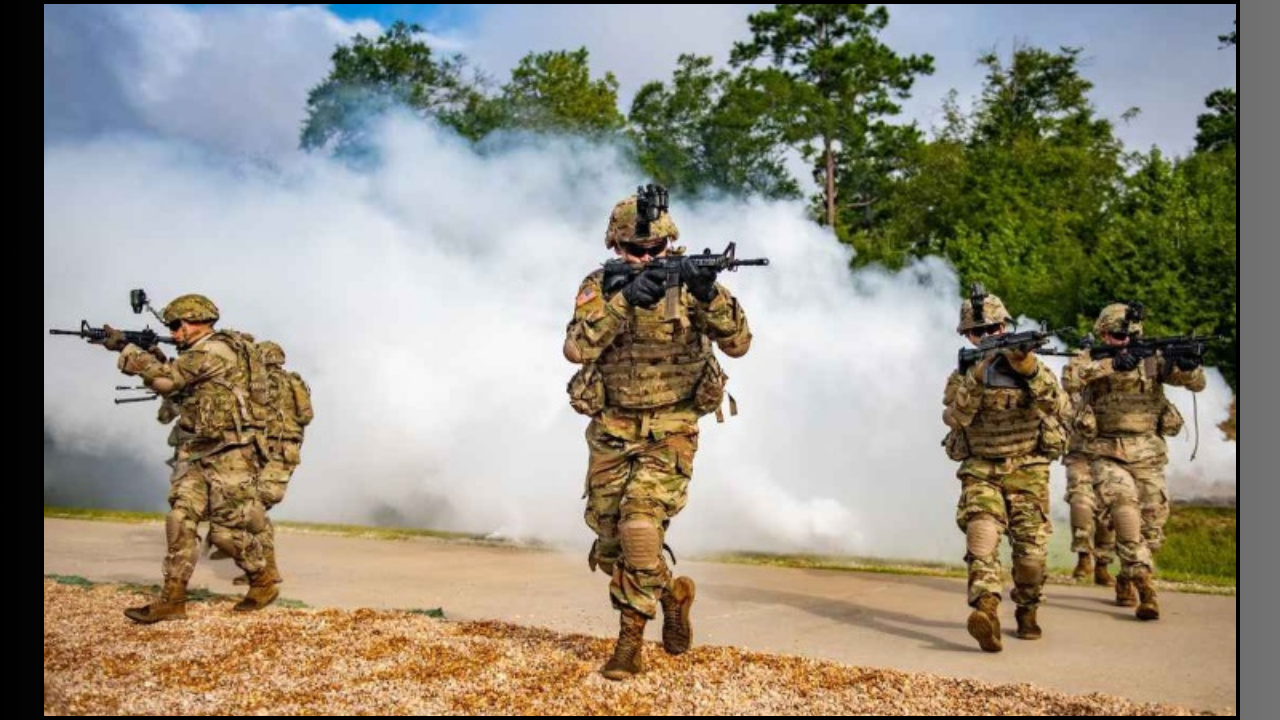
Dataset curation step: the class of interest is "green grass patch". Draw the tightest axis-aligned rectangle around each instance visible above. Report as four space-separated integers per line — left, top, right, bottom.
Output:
402 607 446 619
44 574 310 607
1156 505 1236 586
44 506 506 545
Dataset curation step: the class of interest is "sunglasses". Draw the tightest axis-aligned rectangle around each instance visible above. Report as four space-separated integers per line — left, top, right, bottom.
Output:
621 239 668 258
1108 331 1131 341
969 324 1003 338
166 320 184 332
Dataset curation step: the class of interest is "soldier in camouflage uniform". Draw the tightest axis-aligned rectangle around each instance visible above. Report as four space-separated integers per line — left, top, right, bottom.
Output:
1062 358 1117 587
93 294 278 623
942 288 1069 652
230 341 313 587
564 188 752 680
1061 303 1205 619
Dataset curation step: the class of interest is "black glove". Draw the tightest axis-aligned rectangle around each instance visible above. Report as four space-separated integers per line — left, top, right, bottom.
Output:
1175 354 1202 371
602 263 631 297
681 254 720 303
622 266 666 308
1112 351 1139 372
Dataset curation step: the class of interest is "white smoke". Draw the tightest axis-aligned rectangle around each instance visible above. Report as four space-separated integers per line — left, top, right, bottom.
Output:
43 112 1237 564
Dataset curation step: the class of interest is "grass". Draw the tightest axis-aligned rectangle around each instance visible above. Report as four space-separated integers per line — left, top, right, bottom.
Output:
44 573 311 608
1155 504 1237 586
46 503 1235 592
43 505 527 546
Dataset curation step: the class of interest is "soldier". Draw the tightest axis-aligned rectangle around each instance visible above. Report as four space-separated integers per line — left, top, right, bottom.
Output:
91 294 278 623
230 341 313 587
1062 355 1117 587
942 286 1069 652
563 186 753 680
1062 303 1205 619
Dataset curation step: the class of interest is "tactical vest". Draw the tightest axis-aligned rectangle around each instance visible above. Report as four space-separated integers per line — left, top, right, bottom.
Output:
1089 369 1165 436
966 385 1043 458
176 329 271 442
597 290 710 410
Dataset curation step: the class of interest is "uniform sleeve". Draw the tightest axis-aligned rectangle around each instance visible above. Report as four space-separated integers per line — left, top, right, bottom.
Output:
1024 356 1069 419
118 342 233 395
563 273 631 364
942 369 981 429
1159 356 1208 392
692 282 751 358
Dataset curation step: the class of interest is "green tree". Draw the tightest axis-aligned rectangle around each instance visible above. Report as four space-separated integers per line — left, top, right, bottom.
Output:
729 4 933 227
300 21 481 158
1086 148 1238 391
1195 23 1237 154
628 54 799 200
495 48 625 136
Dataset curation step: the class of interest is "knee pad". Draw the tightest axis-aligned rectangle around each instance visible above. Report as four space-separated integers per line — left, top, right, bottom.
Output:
966 514 1000 558
1013 556 1045 587
1113 504 1142 543
619 517 662 572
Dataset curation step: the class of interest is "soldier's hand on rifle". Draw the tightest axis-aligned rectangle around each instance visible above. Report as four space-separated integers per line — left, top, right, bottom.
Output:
680 253 720 303
1003 347 1038 376
1111 351 1140 372
147 345 168 363
1174 354 1202 371
89 324 129 352
622 266 666 308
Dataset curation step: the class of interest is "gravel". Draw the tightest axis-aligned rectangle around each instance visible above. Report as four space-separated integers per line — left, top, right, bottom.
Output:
44 579 1199 715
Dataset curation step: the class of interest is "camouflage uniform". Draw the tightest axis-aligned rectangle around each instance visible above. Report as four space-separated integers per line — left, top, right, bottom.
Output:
1061 358 1116 584
565 191 752 679
245 341 313 586
942 290 1068 651
106 294 279 622
1062 304 1206 618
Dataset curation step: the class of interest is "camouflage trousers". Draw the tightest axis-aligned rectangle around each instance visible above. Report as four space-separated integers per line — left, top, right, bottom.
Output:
1063 452 1114 563
164 443 268 586
955 459 1052 608
1090 456 1161 577
583 421 696 619
256 439 302 560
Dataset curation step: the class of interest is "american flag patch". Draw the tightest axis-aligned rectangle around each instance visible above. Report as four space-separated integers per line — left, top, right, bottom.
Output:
576 288 597 306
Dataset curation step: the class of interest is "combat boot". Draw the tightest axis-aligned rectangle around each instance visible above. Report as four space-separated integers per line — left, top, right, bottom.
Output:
660 576 696 655
1094 560 1115 587
966 593 1003 653
1071 552 1093 581
233 571 280 612
601 608 648 680
1115 574 1138 607
1134 572 1160 621
1015 605 1042 640
124 577 187 624
233 554 283 586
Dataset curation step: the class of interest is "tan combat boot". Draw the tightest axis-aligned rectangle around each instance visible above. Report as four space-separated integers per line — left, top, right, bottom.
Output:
1071 552 1093 581
1093 560 1116 587
601 608 648 680
233 571 280 612
124 577 187 624
967 593 1003 653
233 554 283 586
1115 574 1138 607
1134 572 1160 621
1014 605 1042 640
660 576 696 655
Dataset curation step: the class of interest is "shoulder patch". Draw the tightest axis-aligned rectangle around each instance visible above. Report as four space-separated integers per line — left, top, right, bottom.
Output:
576 288 597 307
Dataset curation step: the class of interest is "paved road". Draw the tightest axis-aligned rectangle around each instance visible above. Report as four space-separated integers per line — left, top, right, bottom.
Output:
44 518 1236 713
